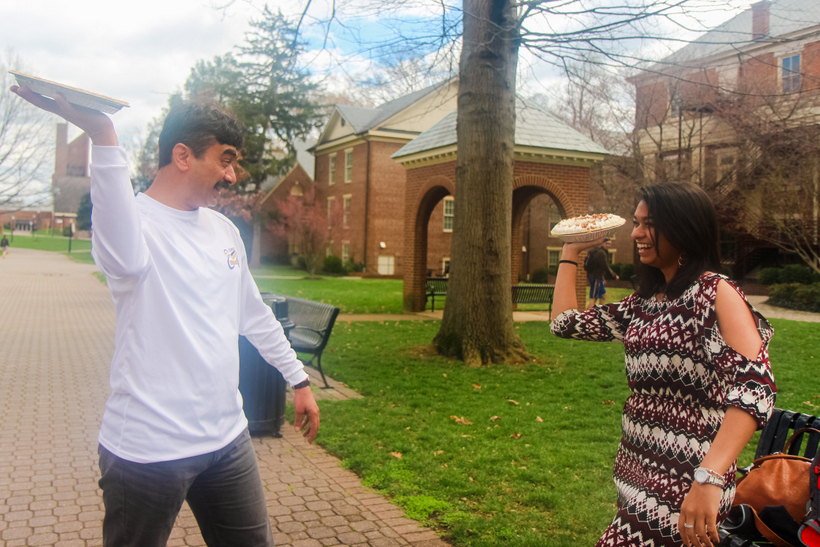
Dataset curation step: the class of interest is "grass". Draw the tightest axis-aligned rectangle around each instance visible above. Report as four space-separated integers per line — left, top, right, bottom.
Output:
2 233 91 252
288 318 819 547
255 276 404 314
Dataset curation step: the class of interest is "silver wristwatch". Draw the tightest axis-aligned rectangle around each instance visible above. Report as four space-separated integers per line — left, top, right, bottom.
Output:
693 467 726 488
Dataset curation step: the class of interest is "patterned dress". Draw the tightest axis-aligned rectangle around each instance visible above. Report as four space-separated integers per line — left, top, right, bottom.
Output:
551 273 776 546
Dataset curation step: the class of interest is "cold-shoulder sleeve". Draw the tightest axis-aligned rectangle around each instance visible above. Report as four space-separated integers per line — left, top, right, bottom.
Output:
702 278 777 428
550 294 637 343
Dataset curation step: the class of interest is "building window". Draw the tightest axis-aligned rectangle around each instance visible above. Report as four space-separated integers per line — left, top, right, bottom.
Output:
327 196 335 227
329 156 336 185
289 181 303 197
343 194 352 228
783 54 801 93
547 248 561 268
326 240 333 257
342 242 350 263
443 197 454 232
378 255 395 275
345 150 353 182
442 257 450 277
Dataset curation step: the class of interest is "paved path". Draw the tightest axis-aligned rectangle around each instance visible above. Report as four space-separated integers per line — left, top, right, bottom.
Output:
0 249 448 547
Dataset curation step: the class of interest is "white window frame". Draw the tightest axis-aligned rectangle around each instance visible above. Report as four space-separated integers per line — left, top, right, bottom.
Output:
329 155 336 185
782 54 801 93
546 247 562 268
443 196 454 232
344 149 353 183
377 255 395 275
343 194 352 228
327 196 335 228
342 241 350 263
442 257 451 277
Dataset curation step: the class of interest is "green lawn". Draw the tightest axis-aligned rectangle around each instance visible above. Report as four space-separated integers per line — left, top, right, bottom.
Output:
2 234 91 252
255 276 404 314
291 318 818 547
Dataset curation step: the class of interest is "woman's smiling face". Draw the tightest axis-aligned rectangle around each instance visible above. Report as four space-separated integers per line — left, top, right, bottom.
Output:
632 200 680 281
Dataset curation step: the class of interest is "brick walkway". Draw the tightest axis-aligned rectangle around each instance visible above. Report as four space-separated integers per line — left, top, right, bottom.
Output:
0 248 449 546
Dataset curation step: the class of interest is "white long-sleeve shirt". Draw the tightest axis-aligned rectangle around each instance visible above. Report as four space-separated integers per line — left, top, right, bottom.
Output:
90 146 307 463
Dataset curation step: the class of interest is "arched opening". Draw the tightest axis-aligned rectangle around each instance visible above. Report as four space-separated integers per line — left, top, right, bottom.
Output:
512 188 569 283
403 178 454 312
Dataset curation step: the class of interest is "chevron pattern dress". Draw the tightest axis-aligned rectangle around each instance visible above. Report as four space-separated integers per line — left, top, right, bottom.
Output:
551 273 776 546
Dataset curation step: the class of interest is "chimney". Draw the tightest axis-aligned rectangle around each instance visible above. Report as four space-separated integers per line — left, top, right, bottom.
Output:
54 123 68 178
752 1 770 41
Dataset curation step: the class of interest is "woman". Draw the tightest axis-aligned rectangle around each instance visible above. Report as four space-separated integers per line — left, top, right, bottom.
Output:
550 183 776 547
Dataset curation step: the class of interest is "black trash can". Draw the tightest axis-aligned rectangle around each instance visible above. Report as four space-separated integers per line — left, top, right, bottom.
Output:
238 294 294 437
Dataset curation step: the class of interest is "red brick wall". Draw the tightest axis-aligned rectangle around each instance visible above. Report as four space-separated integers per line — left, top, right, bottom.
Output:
259 164 314 260
366 141 410 274
635 82 669 130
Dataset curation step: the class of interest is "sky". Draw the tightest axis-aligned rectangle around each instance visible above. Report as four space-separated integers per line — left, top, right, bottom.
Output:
2 0 749 168
3 1 274 142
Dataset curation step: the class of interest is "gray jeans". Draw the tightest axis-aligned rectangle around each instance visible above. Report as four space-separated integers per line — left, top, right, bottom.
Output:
98 429 273 547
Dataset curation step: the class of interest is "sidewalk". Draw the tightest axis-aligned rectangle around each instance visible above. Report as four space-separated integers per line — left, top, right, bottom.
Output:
0 249 448 546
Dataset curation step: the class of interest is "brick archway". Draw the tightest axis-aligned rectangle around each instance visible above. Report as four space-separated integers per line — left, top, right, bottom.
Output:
402 161 591 312
511 174 588 307
403 175 456 312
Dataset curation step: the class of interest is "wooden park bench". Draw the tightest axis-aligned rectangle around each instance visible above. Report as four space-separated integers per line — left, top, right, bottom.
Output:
270 294 340 389
425 278 554 315
718 408 820 547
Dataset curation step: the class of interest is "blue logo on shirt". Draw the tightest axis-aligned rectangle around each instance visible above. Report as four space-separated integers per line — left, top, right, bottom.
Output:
224 248 239 270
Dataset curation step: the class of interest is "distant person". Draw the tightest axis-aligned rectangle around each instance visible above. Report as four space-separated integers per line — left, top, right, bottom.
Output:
584 237 619 308
1 234 9 258
550 183 776 547
12 86 320 547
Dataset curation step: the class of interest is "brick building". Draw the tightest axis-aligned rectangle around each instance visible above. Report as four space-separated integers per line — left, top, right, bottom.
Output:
310 80 460 276
631 0 820 276
52 123 90 217
393 97 607 311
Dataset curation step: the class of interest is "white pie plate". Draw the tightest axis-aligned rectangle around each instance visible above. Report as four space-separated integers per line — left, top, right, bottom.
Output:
10 71 129 114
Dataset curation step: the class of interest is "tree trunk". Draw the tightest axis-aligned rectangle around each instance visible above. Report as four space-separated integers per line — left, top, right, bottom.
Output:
433 0 529 365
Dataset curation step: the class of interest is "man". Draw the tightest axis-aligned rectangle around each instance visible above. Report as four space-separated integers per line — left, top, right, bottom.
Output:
1 234 8 258
585 237 619 309
11 86 320 547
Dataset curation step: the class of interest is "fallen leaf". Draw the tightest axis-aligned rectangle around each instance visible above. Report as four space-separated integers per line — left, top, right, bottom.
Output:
490 416 501 421
391 452 402 459
443 373 447 377
510 432 522 439
508 399 520 406
804 401 818 408
450 416 473 425
405 426 411 430
472 383 481 389
494 424 500 428
602 400 615 405
469 477 475 482
536 416 543 422
434 450 445 456
462 434 473 438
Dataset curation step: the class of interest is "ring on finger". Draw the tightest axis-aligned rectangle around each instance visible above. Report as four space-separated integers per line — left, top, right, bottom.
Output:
683 523 695 529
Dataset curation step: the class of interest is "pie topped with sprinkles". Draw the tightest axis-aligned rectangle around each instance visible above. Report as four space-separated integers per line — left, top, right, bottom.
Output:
550 213 626 241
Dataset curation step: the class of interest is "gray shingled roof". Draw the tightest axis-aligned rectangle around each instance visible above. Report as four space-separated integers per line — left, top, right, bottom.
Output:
334 81 451 134
392 96 609 159
656 0 820 68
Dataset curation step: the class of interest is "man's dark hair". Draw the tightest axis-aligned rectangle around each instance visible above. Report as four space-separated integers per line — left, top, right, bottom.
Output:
634 182 722 300
158 101 244 168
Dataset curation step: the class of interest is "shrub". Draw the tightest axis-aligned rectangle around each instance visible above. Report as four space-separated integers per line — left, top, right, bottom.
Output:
768 282 820 313
531 268 549 284
780 264 816 285
62 226 73 237
619 263 635 280
323 255 346 275
344 260 365 273
758 268 781 286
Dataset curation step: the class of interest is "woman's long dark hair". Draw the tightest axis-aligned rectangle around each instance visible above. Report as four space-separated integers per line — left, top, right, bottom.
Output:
634 183 722 300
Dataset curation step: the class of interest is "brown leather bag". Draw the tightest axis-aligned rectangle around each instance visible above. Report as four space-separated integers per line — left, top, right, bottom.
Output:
731 428 820 547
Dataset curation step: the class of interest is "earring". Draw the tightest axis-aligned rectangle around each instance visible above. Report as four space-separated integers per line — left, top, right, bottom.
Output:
678 251 688 267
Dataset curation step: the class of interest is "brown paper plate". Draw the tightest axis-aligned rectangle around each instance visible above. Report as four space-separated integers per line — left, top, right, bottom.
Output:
10 71 129 114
